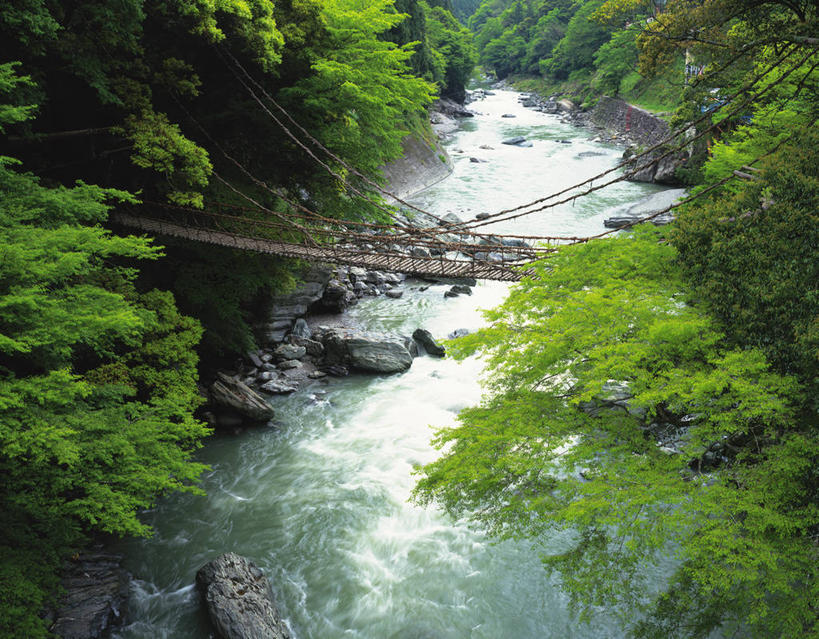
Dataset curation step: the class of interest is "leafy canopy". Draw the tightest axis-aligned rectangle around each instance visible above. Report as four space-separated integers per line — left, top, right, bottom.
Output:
413 226 818 637
0 65 209 638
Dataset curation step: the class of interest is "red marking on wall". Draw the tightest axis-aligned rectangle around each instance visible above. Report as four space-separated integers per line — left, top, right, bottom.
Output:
625 105 632 132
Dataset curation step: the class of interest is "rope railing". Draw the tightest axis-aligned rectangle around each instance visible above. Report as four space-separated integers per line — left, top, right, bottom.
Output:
113 39 817 281
218 42 813 235
138 200 558 259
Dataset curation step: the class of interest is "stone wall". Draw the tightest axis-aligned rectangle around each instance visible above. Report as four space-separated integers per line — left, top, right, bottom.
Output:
380 133 453 201
591 96 671 146
591 96 686 185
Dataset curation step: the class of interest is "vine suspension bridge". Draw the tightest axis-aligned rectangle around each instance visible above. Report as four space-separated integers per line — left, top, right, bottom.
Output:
112 45 814 281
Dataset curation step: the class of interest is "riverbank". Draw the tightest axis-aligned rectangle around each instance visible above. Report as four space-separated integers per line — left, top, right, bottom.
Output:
507 80 690 185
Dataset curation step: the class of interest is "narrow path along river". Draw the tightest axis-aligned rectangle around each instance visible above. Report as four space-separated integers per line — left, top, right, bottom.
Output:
113 89 671 638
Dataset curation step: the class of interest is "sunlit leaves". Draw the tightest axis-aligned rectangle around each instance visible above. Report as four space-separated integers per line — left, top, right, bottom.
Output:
414 226 816 636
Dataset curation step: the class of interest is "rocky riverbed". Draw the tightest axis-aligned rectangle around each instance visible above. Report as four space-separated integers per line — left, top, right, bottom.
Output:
203 263 461 432
506 87 691 186
99 86 678 639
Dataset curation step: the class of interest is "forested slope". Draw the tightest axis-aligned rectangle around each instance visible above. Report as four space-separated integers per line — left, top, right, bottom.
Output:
0 1 474 635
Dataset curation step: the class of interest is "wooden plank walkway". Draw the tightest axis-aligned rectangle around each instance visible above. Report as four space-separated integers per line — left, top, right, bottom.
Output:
112 212 531 282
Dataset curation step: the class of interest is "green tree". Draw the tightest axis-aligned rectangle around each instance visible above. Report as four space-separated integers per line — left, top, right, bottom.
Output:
423 1 477 100
545 0 611 79
282 0 435 180
673 128 819 388
0 65 208 638
592 26 639 95
413 225 818 637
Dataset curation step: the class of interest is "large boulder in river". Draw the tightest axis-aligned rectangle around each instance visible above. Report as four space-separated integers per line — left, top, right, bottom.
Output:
209 373 274 423
412 328 446 357
321 328 415 373
196 553 291 639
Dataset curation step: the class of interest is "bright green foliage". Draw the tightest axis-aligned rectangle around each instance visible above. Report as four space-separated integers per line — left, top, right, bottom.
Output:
673 129 819 388
451 0 482 22
469 0 577 78
0 79 208 636
170 0 284 71
422 1 477 100
284 0 435 178
413 227 818 636
591 27 638 96
0 63 36 132
544 0 611 79
118 110 213 208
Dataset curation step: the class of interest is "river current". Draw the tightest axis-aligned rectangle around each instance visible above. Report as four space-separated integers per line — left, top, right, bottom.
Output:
113 89 669 638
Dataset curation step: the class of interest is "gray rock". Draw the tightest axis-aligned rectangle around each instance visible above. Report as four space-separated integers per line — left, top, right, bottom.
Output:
447 328 470 339
246 352 264 368
451 285 473 295
260 380 298 394
501 113 516 118
321 329 414 374
307 371 328 379
423 276 477 287
603 217 639 229
348 266 368 283
264 326 291 345
404 336 419 358
501 136 527 146
319 279 357 313
323 364 349 377
291 318 311 339
600 381 632 403
256 371 277 382
385 290 404 299
444 289 460 298
209 373 274 422
269 305 308 321
278 359 303 371
51 552 129 639
289 336 324 357
384 272 403 285
412 329 446 357
411 247 431 258
196 553 291 639
274 344 306 361
365 271 387 285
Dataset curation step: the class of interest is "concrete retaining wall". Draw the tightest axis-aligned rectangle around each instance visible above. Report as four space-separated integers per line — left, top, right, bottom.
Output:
380 133 453 201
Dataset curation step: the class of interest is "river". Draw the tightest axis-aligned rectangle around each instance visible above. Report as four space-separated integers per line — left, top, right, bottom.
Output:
113 89 669 638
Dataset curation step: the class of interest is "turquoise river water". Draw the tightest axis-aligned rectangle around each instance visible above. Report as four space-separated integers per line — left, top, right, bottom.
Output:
113 89 670 639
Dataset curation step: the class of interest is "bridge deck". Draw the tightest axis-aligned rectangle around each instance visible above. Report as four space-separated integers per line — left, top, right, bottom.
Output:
112 212 531 282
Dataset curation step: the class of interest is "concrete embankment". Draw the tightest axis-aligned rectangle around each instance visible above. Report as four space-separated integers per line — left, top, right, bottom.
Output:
380 133 453 201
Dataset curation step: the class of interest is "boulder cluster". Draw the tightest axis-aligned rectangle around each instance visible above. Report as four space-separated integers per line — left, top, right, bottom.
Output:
203 264 457 430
